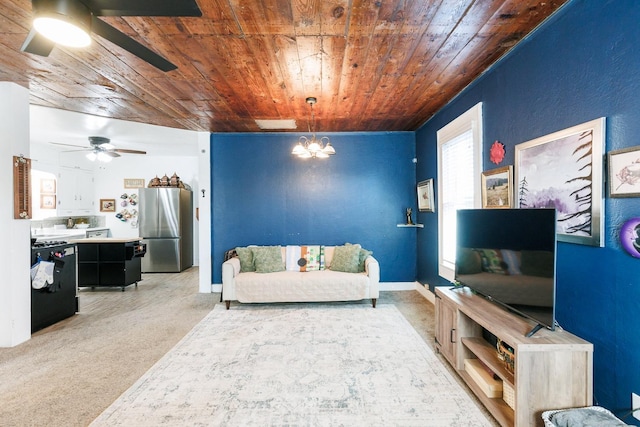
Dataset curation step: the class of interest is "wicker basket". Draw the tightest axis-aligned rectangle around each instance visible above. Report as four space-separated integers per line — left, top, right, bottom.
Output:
502 382 515 410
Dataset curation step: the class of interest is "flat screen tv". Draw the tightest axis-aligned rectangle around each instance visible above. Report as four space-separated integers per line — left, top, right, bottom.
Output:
455 208 557 337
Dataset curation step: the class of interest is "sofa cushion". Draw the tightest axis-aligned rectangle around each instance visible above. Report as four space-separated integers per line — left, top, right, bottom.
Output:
234 270 370 303
236 247 255 272
252 246 286 273
330 244 362 273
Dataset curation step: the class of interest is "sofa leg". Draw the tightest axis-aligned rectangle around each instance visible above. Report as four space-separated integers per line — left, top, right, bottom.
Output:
225 300 230 310
372 298 377 308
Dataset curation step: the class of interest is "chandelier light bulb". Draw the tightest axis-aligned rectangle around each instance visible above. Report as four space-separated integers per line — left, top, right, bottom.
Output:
291 97 336 159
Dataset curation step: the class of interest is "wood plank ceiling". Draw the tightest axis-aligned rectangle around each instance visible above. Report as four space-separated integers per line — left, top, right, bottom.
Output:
0 0 567 133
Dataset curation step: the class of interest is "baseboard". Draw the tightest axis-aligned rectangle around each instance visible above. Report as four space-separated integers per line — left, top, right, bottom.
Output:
414 282 435 304
379 282 418 291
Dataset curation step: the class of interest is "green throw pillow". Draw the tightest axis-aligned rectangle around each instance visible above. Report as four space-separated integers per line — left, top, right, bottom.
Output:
252 246 285 273
358 248 373 273
331 244 362 273
235 247 255 272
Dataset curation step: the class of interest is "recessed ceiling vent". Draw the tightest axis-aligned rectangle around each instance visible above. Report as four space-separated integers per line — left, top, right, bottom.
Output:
255 119 297 130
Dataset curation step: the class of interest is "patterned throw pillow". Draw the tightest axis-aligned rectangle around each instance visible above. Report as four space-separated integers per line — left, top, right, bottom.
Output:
235 247 255 272
330 244 362 273
285 245 325 271
252 246 285 273
304 245 324 271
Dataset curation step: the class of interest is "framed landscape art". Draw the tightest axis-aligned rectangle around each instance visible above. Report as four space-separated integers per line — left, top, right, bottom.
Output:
515 118 605 247
481 166 513 209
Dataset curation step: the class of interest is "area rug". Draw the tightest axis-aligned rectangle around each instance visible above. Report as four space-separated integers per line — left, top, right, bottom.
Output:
91 304 493 426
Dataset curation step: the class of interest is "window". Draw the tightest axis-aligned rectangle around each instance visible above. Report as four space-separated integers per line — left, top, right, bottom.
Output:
437 103 483 281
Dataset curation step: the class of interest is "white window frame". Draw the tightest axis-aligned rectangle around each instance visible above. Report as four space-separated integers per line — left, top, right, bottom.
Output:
436 102 483 282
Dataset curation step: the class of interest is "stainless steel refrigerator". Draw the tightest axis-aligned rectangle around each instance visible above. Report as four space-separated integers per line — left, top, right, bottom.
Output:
139 188 193 273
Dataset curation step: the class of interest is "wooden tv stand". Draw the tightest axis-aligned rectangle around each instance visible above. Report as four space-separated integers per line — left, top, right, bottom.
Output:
435 287 593 427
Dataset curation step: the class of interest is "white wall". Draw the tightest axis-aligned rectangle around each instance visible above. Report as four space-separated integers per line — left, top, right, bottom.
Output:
0 83 31 347
92 156 200 264
28 108 211 287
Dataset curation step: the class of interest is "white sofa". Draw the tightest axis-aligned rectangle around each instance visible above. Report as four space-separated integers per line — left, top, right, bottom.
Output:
222 245 380 309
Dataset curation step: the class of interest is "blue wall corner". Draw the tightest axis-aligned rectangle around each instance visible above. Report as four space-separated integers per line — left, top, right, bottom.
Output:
415 0 640 419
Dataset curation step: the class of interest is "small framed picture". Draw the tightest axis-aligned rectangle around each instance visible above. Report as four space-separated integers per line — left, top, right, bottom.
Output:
608 145 640 197
40 178 56 194
100 199 116 212
481 165 513 209
417 179 435 212
40 194 56 209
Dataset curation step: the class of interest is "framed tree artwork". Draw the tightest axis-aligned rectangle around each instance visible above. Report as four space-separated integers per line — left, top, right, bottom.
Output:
515 118 605 247
608 145 640 197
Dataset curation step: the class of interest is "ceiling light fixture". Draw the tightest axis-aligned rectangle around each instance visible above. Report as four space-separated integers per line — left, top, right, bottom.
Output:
291 97 336 159
86 148 115 163
32 0 92 48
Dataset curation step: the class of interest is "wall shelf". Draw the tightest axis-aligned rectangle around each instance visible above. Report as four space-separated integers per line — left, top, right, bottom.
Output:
396 223 423 228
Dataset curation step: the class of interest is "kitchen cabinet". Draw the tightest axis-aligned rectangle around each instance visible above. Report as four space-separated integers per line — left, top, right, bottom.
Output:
57 167 94 215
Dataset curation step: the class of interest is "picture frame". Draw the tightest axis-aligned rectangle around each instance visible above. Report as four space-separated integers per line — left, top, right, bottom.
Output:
608 145 640 197
481 165 513 209
40 194 56 209
515 117 605 247
40 178 56 194
417 179 435 212
100 199 116 212
124 178 145 189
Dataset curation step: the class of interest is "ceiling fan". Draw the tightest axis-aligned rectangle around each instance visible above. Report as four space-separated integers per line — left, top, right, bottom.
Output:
21 0 202 71
51 136 147 162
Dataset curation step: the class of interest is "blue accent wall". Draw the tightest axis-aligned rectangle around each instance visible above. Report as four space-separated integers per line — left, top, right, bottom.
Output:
211 132 417 284
416 0 640 419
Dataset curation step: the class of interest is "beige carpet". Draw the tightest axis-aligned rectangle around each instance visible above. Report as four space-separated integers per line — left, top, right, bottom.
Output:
91 304 494 426
0 269 497 426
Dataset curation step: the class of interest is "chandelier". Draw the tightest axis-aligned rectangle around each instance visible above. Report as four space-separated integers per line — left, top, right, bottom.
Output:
291 97 336 159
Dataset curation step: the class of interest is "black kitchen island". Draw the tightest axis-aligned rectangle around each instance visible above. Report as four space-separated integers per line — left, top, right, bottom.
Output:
72 238 146 291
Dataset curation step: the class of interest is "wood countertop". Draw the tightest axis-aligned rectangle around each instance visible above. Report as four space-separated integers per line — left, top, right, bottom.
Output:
70 237 142 244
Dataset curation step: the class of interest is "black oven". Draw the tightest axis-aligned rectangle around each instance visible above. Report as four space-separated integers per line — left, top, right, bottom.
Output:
30 242 78 333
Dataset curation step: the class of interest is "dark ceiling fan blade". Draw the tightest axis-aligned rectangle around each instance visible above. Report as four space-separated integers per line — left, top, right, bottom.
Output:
113 148 147 155
21 28 55 57
85 0 202 17
91 17 177 71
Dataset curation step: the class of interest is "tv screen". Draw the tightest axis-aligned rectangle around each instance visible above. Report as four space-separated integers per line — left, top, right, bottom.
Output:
455 208 557 336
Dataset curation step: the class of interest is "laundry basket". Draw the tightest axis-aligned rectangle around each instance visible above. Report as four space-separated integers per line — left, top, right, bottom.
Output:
541 406 629 427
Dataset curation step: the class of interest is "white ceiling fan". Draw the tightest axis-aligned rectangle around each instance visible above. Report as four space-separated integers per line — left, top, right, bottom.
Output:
50 136 146 162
